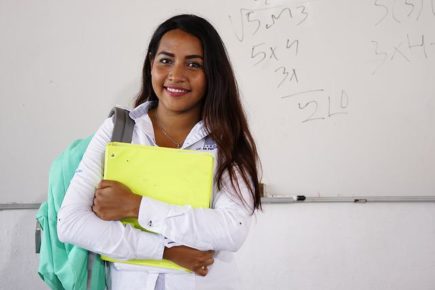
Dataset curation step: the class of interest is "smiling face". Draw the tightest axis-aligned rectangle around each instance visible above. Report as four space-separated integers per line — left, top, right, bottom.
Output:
150 29 207 117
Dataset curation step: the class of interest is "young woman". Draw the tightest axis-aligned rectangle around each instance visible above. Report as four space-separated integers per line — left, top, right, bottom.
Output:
58 14 261 290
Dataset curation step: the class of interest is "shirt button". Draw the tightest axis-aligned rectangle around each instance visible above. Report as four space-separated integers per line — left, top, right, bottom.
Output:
148 220 153 227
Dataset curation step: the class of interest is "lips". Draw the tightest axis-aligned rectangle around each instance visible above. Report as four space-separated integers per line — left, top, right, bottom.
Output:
165 86 191 97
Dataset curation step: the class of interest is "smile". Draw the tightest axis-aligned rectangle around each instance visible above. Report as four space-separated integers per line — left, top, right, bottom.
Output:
165 86 191 96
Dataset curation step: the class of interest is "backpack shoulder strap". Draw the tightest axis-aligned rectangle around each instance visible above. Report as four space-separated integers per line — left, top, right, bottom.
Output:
109 107 135 143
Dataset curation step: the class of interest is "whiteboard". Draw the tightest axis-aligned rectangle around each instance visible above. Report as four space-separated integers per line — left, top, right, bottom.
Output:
1 0 434 202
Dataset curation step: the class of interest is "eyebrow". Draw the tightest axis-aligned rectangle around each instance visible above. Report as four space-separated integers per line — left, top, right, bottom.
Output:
158 51 203 59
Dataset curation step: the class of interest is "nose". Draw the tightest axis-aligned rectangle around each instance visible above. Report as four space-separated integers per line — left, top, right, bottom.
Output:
168 62 186 82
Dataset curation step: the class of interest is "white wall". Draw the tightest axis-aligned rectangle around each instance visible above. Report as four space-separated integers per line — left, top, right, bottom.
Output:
1 0 434 289
2 203 435 290
0 210 48 290
237 203 435 290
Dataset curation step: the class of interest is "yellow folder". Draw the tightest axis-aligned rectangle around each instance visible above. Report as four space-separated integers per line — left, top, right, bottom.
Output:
100 142 214 271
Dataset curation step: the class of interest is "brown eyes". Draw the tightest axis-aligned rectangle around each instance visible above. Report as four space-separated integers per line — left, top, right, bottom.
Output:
157 58 203 69
159 58 171 64
187 62 203 69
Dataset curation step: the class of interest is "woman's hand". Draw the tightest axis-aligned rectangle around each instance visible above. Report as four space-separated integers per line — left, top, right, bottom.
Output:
92 180 141 221
163 246 215 276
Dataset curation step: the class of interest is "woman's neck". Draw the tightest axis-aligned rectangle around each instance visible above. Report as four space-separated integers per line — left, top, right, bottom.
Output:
148 105 201 148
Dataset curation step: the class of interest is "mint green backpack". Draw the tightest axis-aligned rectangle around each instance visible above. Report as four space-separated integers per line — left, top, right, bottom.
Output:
36 108 134 290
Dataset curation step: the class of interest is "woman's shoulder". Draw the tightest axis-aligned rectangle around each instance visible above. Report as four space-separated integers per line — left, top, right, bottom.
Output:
185 123 218 152
129 102 156 120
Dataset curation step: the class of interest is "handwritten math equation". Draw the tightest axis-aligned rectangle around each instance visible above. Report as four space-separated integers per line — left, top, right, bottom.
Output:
371 0 435 74
228 0 349 124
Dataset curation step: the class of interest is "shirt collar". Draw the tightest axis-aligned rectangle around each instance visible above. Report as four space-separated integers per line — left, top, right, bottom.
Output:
129 101 210 147
129 101 156 120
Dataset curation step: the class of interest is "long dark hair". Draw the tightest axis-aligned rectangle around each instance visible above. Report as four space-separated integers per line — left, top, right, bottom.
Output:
135 14 262 211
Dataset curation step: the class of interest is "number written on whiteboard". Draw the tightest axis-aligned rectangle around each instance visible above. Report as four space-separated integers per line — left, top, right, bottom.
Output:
373 0 435 26
371 33 435 74
283 89 350 123
228 5 309 42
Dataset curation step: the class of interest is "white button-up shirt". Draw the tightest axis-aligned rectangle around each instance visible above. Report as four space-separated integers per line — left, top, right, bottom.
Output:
57 102 254 290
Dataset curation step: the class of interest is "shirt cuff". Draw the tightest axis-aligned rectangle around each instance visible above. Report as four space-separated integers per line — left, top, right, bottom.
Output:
137 196 191 235
163 237 180 248
134 226 165 260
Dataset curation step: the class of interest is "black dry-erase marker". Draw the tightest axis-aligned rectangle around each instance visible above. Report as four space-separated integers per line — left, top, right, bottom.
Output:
294 195 306 201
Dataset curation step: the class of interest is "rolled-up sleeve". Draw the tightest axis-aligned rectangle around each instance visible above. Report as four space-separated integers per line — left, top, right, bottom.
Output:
137 170 254 252
57 117 164 261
